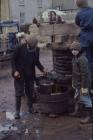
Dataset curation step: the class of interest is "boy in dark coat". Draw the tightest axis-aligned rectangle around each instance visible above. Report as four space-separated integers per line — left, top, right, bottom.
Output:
71 41 93 124
12 36 46 119
75 0 93 94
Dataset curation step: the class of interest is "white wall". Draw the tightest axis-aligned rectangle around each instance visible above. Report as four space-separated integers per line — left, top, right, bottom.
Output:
25 0 38 24
53 0 93 10
10 0 93 24
88 0 93 6
10 0 37 24
42 0 52 11
10 0 52 24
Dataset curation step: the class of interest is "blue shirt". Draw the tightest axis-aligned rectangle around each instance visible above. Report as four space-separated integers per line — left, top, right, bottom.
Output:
75 7 93 48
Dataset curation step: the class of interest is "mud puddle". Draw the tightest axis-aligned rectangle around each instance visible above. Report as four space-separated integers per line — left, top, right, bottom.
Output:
0 111 44 140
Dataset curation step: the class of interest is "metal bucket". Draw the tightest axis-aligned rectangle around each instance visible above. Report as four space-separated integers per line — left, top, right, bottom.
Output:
37 86 69 114
36 76 54 94
39 81 54 95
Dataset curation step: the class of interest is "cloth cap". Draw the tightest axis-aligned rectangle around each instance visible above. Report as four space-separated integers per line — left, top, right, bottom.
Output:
71 41 81 51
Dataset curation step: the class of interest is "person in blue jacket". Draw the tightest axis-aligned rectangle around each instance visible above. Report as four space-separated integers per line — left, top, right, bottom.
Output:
75 0 93 94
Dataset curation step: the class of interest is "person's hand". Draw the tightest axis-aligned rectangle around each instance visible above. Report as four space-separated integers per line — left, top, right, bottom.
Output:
14 71 20 79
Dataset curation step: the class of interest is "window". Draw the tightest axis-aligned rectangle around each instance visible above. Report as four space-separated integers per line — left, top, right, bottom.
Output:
37 0 42 8
20 12 25 24
56 5 63 10
19 0 25 6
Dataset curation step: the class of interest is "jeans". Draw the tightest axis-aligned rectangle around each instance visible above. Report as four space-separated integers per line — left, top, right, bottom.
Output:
75 88 92 108
80 94 92 108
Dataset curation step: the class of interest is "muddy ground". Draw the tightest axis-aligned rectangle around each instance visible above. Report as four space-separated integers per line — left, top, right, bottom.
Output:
0 49 92 140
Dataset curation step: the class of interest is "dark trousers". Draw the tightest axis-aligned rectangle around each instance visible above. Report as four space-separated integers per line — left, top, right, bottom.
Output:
14 75 34 112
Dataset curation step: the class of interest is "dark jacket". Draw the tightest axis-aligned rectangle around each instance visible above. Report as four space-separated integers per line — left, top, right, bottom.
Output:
72 53 91 89
75 6 93 72
11 44 44 78
75 7 93 48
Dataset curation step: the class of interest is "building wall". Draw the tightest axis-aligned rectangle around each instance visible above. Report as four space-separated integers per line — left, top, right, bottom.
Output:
42 0 52 11
53 0 93 10
52 0 65 10
1 0 10 20
10 0 52 24
88 0 93 6
62 0 75 10
52 0 76 10
10 0 19 21
1 0 93 23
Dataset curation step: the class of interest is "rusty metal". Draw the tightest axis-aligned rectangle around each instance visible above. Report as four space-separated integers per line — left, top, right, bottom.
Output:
38 81 54 95
37 85 69 114
36 76 54 95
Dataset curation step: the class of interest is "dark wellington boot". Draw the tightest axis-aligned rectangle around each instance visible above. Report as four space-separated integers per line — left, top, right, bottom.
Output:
27 97 34 114
15 111 20 119
28 107 35 114
69 111 80 117
80 116 92 124
49 113 59 118
90 89 93 95
80 108 93 124
15 96 21 119
69 103 81 117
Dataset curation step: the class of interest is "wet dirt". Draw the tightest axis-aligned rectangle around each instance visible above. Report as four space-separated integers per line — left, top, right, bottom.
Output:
0 49 92 140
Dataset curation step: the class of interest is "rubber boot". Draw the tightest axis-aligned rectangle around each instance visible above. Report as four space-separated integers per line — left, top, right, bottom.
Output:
15 96 21 119
27 97 34 114
69 102 80 117
80 107 93 124
49 113 59 118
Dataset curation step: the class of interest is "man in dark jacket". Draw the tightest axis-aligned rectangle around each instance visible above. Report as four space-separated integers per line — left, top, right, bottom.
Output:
75 0 93 94
12 36 46 119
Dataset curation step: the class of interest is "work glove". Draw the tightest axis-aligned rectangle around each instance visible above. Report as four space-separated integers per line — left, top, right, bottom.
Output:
81 88 89 96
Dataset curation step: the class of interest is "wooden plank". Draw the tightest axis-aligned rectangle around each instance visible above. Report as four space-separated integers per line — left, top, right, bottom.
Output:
39 23 80 36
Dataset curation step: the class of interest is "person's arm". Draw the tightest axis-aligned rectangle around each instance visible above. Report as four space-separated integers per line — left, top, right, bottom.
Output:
35 47 44 72
75 13 80 26
78 56 89 88
35 47 47 75
11 45 21 77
